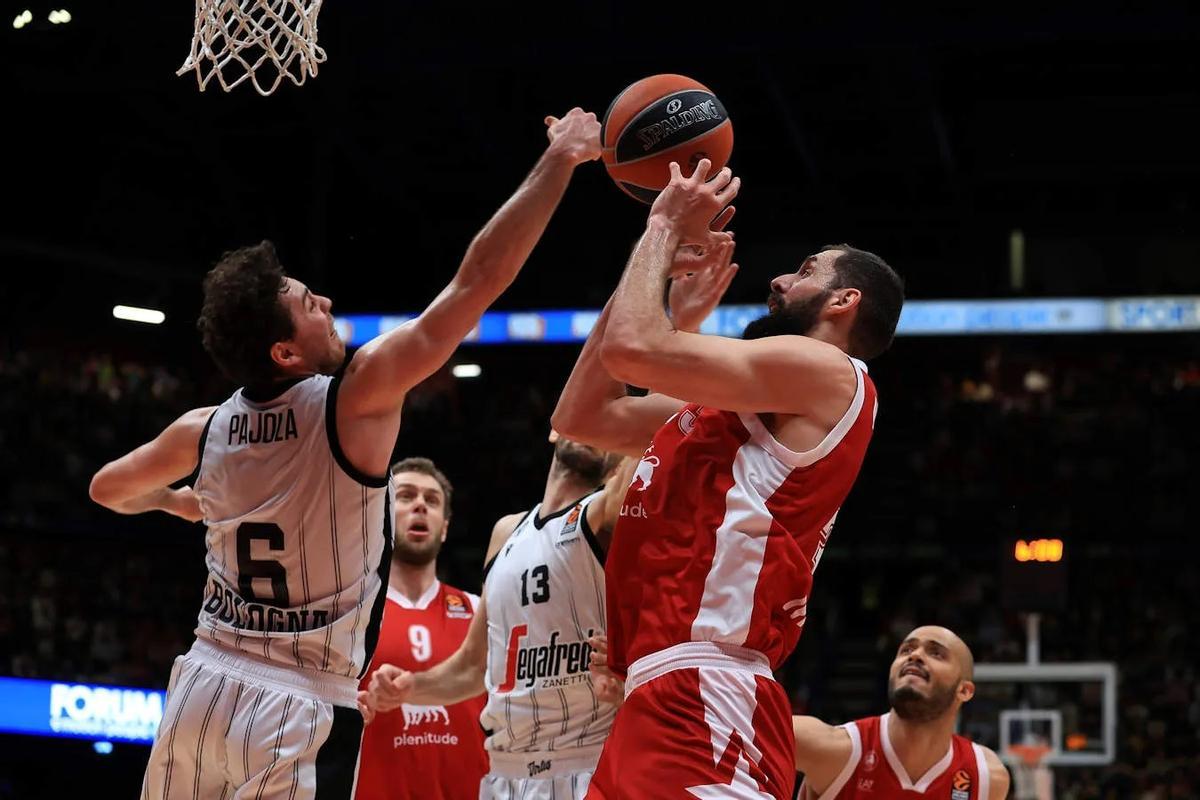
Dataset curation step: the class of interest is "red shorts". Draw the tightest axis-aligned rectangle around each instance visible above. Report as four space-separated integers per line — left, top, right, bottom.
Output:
586 665 795 800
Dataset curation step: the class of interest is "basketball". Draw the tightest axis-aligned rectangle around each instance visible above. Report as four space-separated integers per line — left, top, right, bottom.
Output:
601 74 734 203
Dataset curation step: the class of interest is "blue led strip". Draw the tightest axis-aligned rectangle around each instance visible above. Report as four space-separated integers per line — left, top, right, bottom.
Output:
333 296 1200 347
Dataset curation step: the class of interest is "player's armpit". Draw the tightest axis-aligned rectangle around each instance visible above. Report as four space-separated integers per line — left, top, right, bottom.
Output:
89 406 216 514
792 716 853 794
600 330 857 418
984 746 1012 800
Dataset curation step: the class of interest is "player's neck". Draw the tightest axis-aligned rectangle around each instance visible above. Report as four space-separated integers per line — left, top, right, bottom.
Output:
389 559 438 604
806 321 851 354
541 463 597 515
886 711 955 782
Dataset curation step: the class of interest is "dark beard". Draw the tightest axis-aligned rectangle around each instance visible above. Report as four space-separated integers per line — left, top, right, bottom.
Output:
553 440 609 486
742 290 831 340
888 680 958 723
392 535 443 567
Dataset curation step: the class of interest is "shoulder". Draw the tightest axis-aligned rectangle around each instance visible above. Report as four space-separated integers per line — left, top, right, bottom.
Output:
981 746 1011 799
166 406 219 451
485 511 527 564
178 405 219 430
792 716 857 796
793 715 852 751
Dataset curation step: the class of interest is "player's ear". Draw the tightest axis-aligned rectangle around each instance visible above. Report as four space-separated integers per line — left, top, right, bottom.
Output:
957 679 976 704
270 340 302 370
827 287 861 317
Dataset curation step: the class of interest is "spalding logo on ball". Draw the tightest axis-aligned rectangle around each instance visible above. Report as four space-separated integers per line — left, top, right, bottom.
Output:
601 74 734 203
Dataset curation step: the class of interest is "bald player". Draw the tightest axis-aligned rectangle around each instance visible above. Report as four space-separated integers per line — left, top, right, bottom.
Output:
793 626 1010 800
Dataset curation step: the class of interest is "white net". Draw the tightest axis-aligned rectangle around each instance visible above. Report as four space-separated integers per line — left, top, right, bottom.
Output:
178 0 326 96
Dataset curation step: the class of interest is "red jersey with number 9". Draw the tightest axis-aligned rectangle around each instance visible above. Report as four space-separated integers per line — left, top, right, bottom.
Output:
355 582 488 800
605 357 877 676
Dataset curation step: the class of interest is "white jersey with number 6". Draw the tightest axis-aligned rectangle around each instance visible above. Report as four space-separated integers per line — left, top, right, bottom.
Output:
481 490 615 755
192 374 393 680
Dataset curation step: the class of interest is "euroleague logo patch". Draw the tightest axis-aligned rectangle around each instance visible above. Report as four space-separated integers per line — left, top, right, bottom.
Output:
951 769 972 800
557 504 582 546
444 593 472 620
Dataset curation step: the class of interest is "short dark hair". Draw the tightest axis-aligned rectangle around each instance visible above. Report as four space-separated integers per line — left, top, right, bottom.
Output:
390 457 453 517
197 241 293 388
824 244 905 360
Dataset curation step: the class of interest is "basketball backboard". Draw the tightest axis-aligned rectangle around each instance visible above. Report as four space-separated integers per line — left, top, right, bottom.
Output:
960 661 1117 767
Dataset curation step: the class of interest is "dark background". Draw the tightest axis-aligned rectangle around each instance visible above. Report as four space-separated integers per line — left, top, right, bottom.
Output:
2 3 1198 798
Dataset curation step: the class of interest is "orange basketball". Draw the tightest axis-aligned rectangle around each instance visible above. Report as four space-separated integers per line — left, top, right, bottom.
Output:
601 74 734 203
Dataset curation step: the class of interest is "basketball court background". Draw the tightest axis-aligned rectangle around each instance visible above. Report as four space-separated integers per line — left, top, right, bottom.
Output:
1 4 1197 798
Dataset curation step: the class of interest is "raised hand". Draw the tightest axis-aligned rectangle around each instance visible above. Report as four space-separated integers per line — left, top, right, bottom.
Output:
545 107 602 166
648 158 740 245
669 238 738 332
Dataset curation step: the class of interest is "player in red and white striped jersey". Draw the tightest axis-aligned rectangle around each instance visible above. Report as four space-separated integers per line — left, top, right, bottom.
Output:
362 237 737 800
553 159 905 799
355 458 487 800
793 626 1010 800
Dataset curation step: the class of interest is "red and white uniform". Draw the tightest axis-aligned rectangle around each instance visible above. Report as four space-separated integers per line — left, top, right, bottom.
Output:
355 582 488 800
589 358 876 800
803 713 993 800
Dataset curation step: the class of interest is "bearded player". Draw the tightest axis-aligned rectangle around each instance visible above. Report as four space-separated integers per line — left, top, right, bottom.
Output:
552 160 904 799
364 245 738 799
794 626 1010 799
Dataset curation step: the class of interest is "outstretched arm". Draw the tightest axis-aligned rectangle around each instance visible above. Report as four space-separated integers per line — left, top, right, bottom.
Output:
89 406 216 521
368 595 490 711
339 109 601 420
364 514 522 716
599 160 856 417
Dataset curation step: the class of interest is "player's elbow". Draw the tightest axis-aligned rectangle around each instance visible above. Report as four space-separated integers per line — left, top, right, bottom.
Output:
549 405 583 442
88 470 119 509
598 338 654 386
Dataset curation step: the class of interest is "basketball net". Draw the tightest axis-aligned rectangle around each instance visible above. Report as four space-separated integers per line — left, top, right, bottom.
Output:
178 0 326 96
1008 744 1054 800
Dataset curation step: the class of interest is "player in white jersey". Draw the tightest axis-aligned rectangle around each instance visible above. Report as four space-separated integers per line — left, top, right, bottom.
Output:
364 434 630 799
87 107 602 800
362 253 737 800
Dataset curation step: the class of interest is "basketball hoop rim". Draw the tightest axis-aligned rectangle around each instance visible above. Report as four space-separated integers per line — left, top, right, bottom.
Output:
1007 743 1052 768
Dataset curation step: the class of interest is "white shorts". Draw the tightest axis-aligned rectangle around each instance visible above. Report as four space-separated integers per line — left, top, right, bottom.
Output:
141 639 364 800
479 746 601 800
